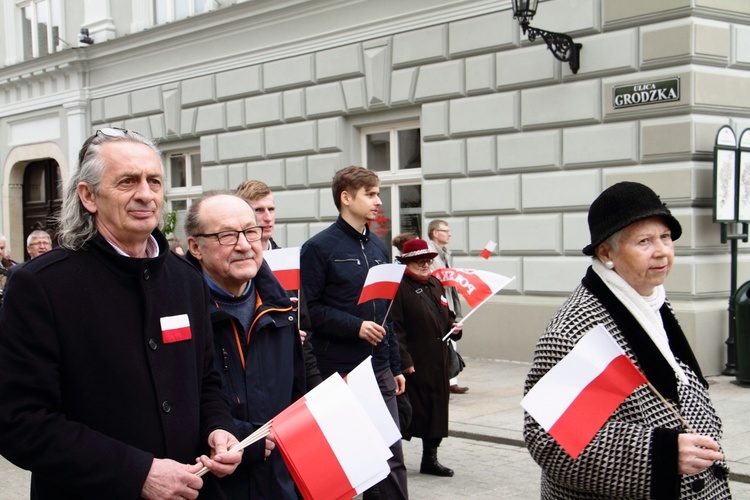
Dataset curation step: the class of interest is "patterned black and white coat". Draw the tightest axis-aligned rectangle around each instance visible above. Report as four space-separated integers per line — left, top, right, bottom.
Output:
524 266 731 499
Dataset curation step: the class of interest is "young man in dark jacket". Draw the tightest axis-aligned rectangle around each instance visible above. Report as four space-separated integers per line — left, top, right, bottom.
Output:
0 129 242 499
186 192 305 499
301 166 408 499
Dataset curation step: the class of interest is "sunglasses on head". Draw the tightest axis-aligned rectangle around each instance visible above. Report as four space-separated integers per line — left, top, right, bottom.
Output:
78 127 144 165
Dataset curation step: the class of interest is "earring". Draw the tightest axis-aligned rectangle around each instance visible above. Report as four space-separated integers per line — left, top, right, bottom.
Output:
605 260 615 270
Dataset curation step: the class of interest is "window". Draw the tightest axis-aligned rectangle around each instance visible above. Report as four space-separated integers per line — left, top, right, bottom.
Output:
19 0 61 59
164 151 202 242
154 0 208 24
361 121 422 260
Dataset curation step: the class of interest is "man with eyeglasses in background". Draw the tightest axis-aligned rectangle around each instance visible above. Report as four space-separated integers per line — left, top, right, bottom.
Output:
427 220 469 394
1 230 53 301
0 128 242 499
186 192 304 499
26 229 52 259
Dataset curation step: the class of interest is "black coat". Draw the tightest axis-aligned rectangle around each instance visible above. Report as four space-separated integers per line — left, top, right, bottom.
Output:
393 274 459 439
0 231 235 499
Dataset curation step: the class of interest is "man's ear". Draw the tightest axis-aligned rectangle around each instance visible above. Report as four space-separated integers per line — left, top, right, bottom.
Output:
77 183 97 214
340 189 351 208
187 237 202 261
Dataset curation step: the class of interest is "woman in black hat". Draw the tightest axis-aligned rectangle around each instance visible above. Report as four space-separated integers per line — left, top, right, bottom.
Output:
392 238 463 477
523 182 731 499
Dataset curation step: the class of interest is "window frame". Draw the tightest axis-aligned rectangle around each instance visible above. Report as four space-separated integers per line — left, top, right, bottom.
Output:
361 120 423 258
153 0 208 25
17 0 63 60
165 149 202 200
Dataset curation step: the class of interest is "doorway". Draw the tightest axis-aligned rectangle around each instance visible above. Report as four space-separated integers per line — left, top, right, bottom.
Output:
22 159 62 260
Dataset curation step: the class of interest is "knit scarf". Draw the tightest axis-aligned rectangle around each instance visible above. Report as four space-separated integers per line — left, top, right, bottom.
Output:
591 259 688 384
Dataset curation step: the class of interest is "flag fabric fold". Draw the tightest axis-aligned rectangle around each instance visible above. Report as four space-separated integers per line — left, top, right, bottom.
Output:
431 268 513 308
264 247 301 291
345 356 401 446
271 373 392 499
357 264 405 305
521 324 648 459
480 241 497 259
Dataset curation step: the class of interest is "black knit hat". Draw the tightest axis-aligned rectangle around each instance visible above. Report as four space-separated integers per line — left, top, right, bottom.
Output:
582 182 682 256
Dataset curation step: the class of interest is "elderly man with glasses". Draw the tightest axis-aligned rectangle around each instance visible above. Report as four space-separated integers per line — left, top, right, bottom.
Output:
186 192 304 500
427 220 469 394
26 229 52 259
0 128 242 499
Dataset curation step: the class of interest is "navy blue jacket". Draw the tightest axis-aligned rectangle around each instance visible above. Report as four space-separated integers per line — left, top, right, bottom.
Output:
301 216 401 376
188 255 305 499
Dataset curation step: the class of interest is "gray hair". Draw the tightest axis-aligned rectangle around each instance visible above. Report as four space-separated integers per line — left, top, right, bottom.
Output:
593 230 623 260
0 233 6 244
427 219 448 240
56 129 162 250
26 230 51 247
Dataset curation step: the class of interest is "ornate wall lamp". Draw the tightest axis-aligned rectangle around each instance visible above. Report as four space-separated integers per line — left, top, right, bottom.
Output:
511 0 582 74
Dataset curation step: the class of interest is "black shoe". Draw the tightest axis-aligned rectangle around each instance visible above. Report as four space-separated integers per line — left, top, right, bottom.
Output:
420 451 454 477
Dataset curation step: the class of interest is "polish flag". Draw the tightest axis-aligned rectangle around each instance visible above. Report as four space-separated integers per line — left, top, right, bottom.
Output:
521 324 647 459
160 314 192 343
264 247 301 291
431 268 513 308
357 264 405 305
479 241 497 259
272 373 392 500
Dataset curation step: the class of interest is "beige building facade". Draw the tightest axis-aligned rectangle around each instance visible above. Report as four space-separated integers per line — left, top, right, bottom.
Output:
1 0 750 374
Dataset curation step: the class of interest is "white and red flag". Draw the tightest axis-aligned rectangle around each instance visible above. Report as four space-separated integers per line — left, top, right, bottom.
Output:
479 241 497 259
431 268 513 308
272 373 392 500
160 314 192 343
357 264 405 305
345 357 401 446
521 324 648 459
264 247 301 291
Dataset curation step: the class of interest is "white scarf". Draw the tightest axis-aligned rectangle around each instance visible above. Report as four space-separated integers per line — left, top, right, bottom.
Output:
591 259 688 384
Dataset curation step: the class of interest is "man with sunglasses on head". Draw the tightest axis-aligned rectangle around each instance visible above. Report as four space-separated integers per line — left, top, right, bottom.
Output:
185 192 304 499
0 128 242 499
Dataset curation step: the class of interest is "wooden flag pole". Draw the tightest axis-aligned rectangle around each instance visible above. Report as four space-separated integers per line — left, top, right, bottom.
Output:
381 300 395 329
645 381 696 434
195 420 273 477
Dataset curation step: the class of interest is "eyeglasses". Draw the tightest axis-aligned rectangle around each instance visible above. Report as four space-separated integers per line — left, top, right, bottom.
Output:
434 229 451 233
195 226 263 246
413 259 433 266
29 241 51 247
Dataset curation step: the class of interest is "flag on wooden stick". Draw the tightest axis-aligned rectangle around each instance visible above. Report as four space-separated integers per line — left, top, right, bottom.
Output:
272 373 392 499
264 247 301 291
521 324 648 459
357 264 405 305
479 241 497 259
